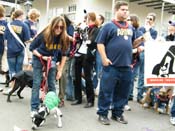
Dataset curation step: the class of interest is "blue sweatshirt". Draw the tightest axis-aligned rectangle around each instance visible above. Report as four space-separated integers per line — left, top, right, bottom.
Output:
139 26 158 40
30 33 64 62
96 21 133 67
4 20 30 58
0 19 7 55
24 19 37 38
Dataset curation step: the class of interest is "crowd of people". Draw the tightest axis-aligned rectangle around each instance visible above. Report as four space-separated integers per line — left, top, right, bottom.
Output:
0 0 175 127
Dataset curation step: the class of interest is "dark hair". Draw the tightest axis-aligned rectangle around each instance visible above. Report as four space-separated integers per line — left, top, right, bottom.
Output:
99 14 105 24
61 14 72 27
147 12 156 21
130 14 139 29
114 1 129 11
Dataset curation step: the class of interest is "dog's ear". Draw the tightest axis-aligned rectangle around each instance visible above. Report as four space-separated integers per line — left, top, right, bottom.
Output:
32 113 45 127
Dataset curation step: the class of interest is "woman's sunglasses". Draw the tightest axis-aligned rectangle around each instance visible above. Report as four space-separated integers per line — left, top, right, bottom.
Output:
55 25 64 30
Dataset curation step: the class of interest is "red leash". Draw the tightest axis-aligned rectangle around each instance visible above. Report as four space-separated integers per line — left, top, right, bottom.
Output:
39 56 51 101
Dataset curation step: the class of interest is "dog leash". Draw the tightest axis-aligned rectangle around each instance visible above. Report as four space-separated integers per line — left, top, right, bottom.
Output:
39 57 51 101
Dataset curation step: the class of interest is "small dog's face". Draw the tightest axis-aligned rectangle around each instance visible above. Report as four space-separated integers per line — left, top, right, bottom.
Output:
32 104 49 130
159 90 167 96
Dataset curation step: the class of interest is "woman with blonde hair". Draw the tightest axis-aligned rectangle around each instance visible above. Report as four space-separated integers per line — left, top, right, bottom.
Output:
4 9 30 78
30 16 69 117
24 8 40 68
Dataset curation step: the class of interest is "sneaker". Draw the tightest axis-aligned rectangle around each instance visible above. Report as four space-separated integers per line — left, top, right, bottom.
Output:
98 115 110 125
30 110 37 118
124 105 131 111
111 115 128 124
143 103 149 108
170 117 175 125
157 107 166 114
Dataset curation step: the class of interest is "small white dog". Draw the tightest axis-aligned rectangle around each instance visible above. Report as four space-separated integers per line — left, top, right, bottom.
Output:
32 91 62 130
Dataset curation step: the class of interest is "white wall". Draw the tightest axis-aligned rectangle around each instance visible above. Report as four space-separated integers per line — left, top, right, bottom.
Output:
29 0 173 36
129 2 172 36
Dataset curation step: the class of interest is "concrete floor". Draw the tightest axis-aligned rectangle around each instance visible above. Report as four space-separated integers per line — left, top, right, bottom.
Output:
0 76 175 131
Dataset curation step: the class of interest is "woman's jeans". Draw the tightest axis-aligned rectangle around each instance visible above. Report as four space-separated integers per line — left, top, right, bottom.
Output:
31 56 56 111
137 51 146 101
65 57 75 100
7 51 24 78
171 97 175 117
97 66 132 117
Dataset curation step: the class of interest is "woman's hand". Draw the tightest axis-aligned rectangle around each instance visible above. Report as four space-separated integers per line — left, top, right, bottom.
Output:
56 70 62 80
42 56 52 61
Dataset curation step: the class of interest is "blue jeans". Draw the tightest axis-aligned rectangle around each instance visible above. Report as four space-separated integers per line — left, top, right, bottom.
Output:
31 56 57 111
171 98 175 117
129 61 139 100
97 66 132 117
66 58 75 100
137 51 147 101
93 51 103 89
7 51 24 78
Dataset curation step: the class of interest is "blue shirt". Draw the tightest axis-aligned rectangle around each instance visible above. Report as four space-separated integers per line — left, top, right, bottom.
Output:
30 34 64 62
0 19 7 55
24 19 37 38
4 20 30 58
66 24 74 56
139 26 157 40
96 21 133 67
132 27 144 46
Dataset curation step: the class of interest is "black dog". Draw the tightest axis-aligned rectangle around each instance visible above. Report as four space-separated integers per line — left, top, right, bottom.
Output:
7 70 33 102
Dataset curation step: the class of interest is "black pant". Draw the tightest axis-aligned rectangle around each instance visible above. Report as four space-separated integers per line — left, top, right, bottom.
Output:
74 54 95 103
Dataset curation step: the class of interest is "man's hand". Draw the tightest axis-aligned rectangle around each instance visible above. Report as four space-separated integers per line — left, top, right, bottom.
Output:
102 57 112 66
0 31 4 34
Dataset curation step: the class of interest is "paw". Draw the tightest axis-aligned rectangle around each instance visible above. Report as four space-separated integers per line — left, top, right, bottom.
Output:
19 96 24 99
7 99 11 103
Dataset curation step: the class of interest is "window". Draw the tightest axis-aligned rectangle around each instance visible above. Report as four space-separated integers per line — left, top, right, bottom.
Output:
68 4 76 13
105 11 112 23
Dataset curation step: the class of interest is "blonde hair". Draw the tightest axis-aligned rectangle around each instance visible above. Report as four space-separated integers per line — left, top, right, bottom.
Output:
0 5 5 18
28 8 40 20
11 9 24 20
87 12 99 26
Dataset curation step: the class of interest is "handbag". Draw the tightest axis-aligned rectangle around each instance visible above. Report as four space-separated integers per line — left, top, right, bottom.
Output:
7 23 28 65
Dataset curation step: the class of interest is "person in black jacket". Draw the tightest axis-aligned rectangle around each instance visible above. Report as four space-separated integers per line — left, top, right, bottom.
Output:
72 12 99 108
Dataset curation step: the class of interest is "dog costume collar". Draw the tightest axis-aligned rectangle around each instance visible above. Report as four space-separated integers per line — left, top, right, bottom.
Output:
44 91 60 110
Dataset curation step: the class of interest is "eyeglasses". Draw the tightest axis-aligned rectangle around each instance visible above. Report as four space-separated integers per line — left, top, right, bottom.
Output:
146 17 153 21
55 25 64 30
